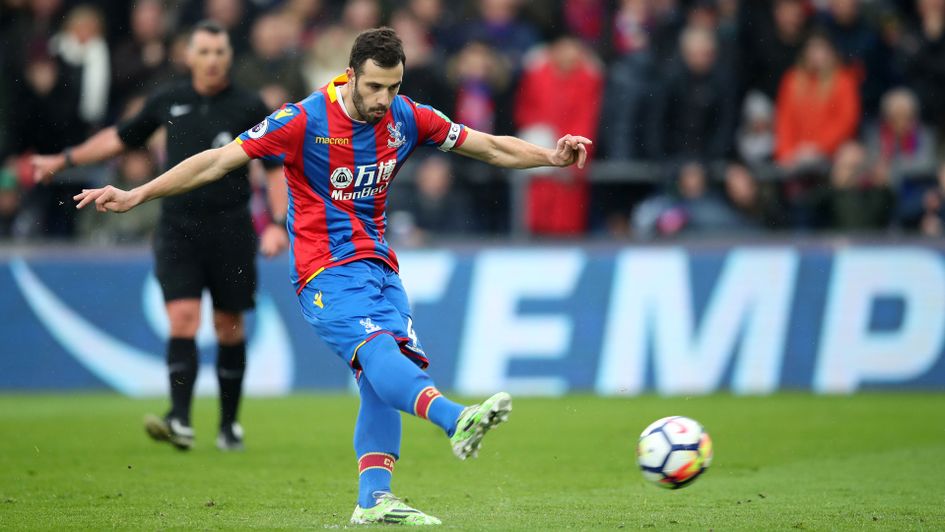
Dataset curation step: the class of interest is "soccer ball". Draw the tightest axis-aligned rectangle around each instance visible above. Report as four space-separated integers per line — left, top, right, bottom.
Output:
637 416 713 489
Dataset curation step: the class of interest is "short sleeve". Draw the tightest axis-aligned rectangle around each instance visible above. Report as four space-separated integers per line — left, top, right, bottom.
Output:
409 99 468 152
116 89 165 148
245 95 283 170
236 103 306 164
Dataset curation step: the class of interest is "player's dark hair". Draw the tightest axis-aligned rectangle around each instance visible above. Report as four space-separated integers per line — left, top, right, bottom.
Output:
189 19 229 44
348 27 406 75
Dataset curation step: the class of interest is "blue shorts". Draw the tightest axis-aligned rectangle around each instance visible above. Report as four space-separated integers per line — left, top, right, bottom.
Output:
297 259 428 371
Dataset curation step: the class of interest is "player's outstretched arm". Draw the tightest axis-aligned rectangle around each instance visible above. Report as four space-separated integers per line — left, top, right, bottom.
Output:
74 141 250 213
31 127 127 183
453 128 592 170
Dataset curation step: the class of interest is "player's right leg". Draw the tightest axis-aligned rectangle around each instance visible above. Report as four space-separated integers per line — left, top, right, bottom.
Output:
350 377 441 525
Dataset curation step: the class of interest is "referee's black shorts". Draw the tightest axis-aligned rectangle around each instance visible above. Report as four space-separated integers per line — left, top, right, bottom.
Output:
153 210 258 312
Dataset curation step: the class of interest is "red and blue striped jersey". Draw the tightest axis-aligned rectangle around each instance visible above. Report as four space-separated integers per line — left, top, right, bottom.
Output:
236 74 468 293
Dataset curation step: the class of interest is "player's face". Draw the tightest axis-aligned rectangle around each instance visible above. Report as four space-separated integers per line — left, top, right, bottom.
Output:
186 30 233 88
348 60 403 124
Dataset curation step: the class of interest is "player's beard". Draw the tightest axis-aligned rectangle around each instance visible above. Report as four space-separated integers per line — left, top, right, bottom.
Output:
352 81 387 124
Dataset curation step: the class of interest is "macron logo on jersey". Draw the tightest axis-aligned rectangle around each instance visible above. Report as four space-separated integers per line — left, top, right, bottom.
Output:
315 137 351 145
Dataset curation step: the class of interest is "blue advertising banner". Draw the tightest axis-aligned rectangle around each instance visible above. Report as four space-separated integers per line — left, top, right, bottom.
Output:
2 244 944 395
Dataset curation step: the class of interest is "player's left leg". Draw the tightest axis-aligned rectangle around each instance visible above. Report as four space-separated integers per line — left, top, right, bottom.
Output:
351 376 441 525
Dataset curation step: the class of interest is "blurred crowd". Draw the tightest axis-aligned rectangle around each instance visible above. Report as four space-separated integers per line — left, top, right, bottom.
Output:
2 0 945 243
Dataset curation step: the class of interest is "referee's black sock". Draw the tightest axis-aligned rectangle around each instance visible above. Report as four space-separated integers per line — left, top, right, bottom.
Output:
217 341 246 429
167 337 198 425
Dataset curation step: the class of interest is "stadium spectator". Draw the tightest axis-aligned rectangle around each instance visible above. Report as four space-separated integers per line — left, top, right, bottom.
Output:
736 91 777 165
900 0 945 135
740 0 810 101
562 0 608 50
632 161 742 238
73 26 592 526
110 0 173 115
183 0 252 55
912 162 945 235
444 41 515 234
515 36 602 235
775 32 860 167
233 11 308 108
817 0 893 115
447 41 512 135
723 161 784 230
0 0 64 79
52 5 110 128
404 0 453 46
865 87 938 186
647 26 736 162
390 154 475 242
280 0 337 44
8 44 96 239
445 0 540 71
303 0 382 90
391 9 451 114
30 20 289 452
600 0 661 160
815 141 894 230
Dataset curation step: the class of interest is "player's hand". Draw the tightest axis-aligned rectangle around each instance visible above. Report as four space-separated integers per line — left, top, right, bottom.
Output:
73 185 140 213
260 223 289 257
31 154 67 183
551 135 592 169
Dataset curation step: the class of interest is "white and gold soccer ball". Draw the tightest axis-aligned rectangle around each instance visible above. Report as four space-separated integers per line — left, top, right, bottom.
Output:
637 416 713 489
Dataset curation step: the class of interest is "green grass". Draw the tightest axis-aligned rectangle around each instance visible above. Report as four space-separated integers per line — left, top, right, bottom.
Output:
0 393 943 530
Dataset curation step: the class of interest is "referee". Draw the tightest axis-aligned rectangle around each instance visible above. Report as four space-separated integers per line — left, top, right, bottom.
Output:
32 20 288 452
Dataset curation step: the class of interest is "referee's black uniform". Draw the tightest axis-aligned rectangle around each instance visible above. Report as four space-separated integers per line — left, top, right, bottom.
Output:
117 80 274 311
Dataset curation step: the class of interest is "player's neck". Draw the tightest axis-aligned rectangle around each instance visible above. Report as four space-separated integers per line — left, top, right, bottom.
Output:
338 83 366 122
192 77 229 97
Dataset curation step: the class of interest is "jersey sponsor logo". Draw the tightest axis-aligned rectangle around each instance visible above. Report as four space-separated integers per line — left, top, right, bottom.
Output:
275 107 294 120
354 159 397 187
248 119 269 139
387 121 406 149
315 136 350 145
328 159 397 200
169 104 192 117
330 167 354 189
330 182 390 201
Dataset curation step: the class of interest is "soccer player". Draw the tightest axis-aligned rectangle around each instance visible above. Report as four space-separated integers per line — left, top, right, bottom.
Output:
74 27 591 525
33 21 289 452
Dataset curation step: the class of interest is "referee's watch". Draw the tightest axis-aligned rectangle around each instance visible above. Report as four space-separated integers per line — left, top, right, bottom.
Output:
271 215 287 229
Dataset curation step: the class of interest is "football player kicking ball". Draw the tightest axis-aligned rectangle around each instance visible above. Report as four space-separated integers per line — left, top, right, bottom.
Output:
75 27 591 526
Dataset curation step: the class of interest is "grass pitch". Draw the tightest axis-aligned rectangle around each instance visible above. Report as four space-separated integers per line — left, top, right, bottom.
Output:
0 393 943 530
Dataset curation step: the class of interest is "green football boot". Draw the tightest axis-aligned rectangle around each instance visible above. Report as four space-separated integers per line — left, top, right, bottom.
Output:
449 392 512 460
350 492 442 526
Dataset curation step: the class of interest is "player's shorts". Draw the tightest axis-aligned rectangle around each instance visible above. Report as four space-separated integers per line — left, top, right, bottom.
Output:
153 210 257 312
297 258 428 372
